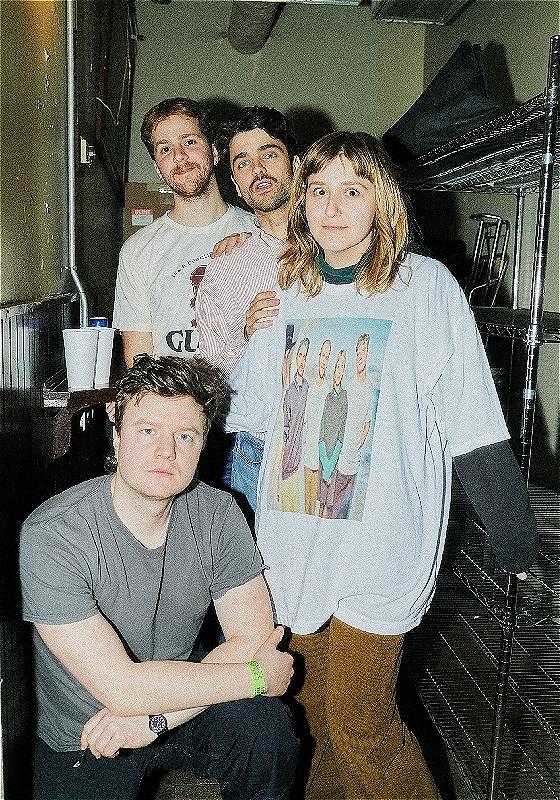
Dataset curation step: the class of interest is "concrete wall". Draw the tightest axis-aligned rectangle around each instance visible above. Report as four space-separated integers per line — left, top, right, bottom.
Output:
0 1 68 305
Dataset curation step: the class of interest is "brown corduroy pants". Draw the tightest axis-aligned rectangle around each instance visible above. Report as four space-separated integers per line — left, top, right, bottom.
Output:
290 618 439 800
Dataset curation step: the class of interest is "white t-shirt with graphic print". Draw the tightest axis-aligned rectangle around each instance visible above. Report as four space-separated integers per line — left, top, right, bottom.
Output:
229 253 510 636
113 206 254 357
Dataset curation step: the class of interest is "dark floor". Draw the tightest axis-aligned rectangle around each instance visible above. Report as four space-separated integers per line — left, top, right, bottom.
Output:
154 771 221 800
152 764 472 800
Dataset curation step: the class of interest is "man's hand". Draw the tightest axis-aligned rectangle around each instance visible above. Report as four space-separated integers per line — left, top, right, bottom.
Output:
245 291 280 339
81 708 156 758
212 231 253 258
253 626 293 697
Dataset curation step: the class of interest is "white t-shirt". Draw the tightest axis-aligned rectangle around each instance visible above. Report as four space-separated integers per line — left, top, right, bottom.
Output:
113 206 254 357
231 254 510 636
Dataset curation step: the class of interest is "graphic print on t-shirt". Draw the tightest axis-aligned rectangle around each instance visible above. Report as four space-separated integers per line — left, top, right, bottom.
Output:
164 262 208 355
267 317 392 520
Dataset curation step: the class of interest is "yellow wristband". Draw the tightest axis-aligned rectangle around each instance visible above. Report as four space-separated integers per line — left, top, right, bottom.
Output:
245 660 267 697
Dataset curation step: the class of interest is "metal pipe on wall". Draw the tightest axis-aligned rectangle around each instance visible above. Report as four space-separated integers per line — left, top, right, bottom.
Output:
66 0 89 327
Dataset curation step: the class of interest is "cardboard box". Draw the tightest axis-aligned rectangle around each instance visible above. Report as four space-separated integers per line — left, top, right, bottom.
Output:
123 182 174 242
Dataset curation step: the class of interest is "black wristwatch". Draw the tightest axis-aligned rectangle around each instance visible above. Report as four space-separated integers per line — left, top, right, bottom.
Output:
148 714 168 737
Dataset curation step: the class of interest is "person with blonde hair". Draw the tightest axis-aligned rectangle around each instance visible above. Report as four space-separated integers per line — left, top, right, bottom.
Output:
231 131 538 798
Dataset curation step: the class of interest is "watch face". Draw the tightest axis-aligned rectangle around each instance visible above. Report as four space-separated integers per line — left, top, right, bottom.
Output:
148 714 168 736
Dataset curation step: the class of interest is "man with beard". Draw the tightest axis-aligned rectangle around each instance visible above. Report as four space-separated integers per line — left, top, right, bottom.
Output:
195 107 299 514
113 98 254 367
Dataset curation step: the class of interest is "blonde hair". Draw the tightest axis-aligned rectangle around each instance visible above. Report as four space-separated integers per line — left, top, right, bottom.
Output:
278 132 409 297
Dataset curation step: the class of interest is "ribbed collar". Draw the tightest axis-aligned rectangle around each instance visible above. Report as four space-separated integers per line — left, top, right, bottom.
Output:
316 247 371 284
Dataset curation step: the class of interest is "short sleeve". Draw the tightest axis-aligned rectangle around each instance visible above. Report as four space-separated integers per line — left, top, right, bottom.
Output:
208 497 263 599
19 522 98 625
431 307 510 457
112 243 152 333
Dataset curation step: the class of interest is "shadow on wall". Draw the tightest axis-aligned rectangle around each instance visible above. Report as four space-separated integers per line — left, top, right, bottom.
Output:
284 106 335 155
408 190 468 284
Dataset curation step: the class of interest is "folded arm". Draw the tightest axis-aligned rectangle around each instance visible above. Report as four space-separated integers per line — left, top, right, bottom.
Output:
73 576 292 756
38 576 291 717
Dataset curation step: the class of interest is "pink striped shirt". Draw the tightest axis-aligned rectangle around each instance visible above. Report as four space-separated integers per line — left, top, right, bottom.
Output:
195 221 285 375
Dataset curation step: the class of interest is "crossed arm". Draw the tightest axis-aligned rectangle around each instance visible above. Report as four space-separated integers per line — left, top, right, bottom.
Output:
36 575 293 758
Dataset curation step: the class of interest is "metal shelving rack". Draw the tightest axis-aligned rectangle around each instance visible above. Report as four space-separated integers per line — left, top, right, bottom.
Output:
401 35 560 800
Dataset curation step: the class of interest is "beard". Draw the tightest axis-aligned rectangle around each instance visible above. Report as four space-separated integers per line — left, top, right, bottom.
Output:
241 178 291 214
167 158 214 199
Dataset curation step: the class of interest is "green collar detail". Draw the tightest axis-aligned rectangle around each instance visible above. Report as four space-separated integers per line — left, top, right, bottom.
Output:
316 247 370 285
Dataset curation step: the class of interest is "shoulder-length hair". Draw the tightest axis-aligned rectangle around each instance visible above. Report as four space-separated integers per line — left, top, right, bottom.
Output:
278 131 409 297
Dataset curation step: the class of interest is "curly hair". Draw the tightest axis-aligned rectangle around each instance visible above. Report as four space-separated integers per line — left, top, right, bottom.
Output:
140 98 214 160
215 106 298 166
113 354 230 436
278 131 409 298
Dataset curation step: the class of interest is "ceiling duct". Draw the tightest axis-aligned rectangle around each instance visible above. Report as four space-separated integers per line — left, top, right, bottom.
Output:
227 0 362 53
371 1 471 25
227 1 282 54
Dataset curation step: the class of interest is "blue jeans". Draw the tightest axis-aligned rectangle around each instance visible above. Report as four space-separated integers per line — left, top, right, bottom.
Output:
33 698 298 800
225 432 265 514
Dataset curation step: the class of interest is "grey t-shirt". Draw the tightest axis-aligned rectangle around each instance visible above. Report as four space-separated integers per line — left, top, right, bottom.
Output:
19 475 263 751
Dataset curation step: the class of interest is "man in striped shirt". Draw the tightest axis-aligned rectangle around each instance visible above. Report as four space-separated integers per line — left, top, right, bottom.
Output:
196 107 299 516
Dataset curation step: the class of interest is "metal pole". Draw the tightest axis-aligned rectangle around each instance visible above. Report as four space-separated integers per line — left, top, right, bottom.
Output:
486 34 559 800
66 0 89 327
520 32 559 478
512 189 524 310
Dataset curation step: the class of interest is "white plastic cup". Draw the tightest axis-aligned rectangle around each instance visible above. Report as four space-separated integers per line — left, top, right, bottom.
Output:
93 327 115 388
63 328 99 390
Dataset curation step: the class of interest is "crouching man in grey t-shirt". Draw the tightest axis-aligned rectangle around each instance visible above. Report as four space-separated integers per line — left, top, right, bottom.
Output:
19 354 298 800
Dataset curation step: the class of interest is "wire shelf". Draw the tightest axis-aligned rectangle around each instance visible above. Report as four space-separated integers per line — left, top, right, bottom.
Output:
400 93 560 194
408 483 560 800
473 308 560 343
